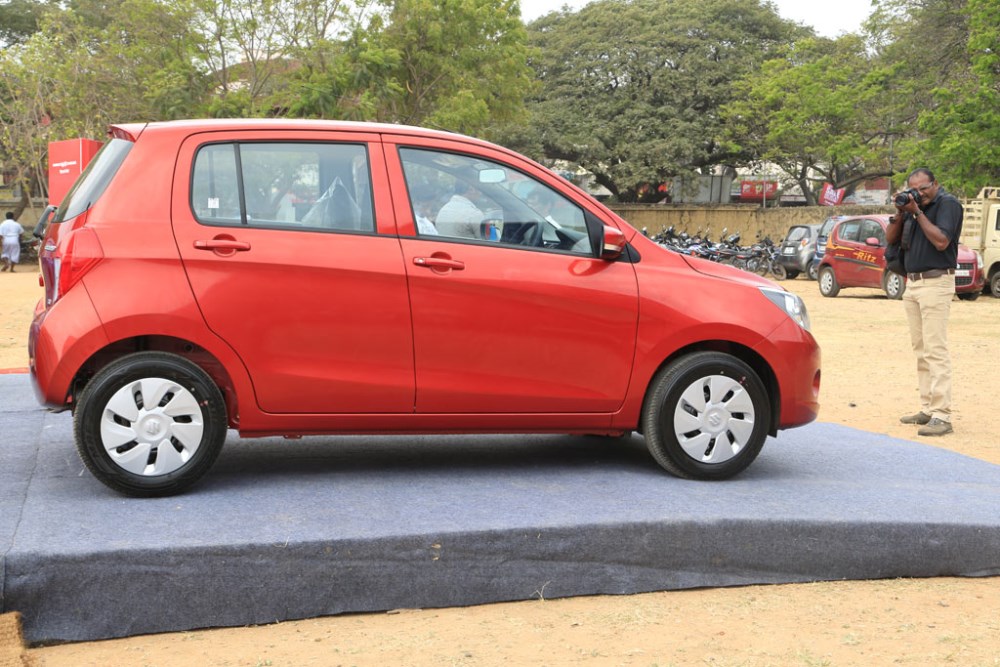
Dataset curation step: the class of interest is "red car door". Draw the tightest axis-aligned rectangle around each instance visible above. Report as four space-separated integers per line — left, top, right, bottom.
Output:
171 130 415 414
384 138 640 414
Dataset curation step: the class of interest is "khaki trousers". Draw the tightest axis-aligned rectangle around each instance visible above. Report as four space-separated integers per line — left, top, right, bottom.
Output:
902 274 954 421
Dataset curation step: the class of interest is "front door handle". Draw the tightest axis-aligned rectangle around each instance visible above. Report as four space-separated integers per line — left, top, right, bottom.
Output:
413 256 465 271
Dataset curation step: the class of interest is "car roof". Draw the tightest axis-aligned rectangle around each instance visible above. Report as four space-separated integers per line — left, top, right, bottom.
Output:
112 118 478 145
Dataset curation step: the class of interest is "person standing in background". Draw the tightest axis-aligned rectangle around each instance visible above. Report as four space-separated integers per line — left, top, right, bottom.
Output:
0 212 25 272
887 168 961 437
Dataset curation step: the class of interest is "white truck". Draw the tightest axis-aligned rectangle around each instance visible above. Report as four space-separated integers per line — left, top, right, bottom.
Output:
960 186 1000 296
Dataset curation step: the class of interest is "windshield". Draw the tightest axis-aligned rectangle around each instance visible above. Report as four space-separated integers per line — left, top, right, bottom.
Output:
53 138 133 223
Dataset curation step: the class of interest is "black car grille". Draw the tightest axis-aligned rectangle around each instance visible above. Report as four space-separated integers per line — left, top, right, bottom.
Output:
957 261 974 287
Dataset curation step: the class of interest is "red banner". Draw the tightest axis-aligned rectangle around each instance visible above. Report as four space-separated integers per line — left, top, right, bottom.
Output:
739 180 778 201
820 183 846 206
49 138 103 206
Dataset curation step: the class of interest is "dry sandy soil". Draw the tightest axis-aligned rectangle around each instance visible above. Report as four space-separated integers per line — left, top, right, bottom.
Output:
1 267 998 666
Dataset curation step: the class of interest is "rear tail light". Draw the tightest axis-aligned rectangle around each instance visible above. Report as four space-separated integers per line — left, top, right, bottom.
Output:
47 227 104 306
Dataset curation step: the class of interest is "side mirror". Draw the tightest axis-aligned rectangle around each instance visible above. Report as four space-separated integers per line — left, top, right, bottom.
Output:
600 225 626 260
865 236 880 247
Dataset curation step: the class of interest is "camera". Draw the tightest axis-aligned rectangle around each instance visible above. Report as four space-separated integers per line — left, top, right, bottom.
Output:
894 188 921 207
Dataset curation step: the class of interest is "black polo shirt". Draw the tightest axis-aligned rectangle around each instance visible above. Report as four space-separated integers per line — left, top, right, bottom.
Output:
902 189 963 273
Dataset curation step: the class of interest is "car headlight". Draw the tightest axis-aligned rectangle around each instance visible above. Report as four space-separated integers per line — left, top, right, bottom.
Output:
760 287 811 331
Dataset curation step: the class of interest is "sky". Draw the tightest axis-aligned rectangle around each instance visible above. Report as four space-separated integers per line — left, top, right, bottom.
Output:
519 0 876 37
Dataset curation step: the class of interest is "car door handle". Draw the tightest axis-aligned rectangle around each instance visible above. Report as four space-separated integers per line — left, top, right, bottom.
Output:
194 239 252 252
413 257 465 271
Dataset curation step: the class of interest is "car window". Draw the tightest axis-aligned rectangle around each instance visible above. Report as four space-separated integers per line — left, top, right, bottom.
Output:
836 220 861 243
785 226 809 242
398 147 592 255
819 218 837 237
54 138 133 223
191 142 374 232
860 219 886 245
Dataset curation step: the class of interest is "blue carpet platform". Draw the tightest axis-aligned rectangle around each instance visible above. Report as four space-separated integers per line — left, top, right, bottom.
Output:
2 373 999 644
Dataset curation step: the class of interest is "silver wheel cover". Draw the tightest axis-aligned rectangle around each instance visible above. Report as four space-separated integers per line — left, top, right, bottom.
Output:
886 274 903 296
99 377 205 476
820 271 834 293
673 375 755 464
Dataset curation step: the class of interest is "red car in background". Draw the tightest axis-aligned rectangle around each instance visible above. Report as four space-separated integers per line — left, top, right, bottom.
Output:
817 214 985 300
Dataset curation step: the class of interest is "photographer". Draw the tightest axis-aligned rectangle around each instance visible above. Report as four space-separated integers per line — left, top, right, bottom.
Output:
886 168 962 436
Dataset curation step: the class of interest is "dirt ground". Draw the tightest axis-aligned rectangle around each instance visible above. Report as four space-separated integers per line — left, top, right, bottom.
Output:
1 267 998 666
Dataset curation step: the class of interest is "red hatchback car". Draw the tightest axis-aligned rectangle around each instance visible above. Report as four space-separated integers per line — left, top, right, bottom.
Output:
817 214 985 300
30 119 821 496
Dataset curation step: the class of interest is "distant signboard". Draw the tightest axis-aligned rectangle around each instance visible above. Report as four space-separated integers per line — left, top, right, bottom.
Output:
820 183 847 206
739 180 778 201
48 138 103 206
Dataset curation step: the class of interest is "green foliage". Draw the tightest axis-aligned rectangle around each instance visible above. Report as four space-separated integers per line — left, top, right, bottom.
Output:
509 0 806 202
722 35 897 202
372 0 532 136
914 0 1000 195
0 0 51 46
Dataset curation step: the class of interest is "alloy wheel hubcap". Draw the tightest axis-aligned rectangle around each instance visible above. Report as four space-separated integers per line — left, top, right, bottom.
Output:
672 374 755 464
99 377 205 476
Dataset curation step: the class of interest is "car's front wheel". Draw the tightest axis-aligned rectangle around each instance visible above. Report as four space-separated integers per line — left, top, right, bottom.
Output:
818 266 840 297
74 352 228 497
883 272 906 300
806 260 819 281
642 352 770 480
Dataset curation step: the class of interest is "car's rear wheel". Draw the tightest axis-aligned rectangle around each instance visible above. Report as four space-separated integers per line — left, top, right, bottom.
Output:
818 266 840 297
642 352 770 480
883 272 906 300
990 272 1000 298
785 269 800 279
74 352 228 497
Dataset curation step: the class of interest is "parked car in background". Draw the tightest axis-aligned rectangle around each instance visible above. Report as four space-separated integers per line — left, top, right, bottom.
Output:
810 215 843 279
817 214 985 300
777 224 820 280
29 118 821 496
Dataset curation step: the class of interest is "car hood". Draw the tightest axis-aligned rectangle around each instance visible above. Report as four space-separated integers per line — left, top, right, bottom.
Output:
958 244 977 261
679 253 776 289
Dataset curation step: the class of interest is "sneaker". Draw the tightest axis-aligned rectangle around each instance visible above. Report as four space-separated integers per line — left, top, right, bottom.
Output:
918 418 953 437
899 411 931 425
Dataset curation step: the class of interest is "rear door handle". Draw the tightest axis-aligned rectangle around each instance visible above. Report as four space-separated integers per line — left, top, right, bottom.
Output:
194 239 251 252
413 257 465 271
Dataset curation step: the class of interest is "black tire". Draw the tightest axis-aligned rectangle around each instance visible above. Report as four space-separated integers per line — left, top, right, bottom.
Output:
806 261 819 281
74 352 228 497
883 272 905 300
957 291 980 301
785 269 800 279
818 266 840 297
642 352 770 480
770 262 787 280
991 272 1000 298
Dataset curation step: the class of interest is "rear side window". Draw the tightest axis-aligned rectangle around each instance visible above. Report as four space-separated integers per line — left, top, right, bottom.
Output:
54 138 133 223
191 142 374 232
837 221 861 242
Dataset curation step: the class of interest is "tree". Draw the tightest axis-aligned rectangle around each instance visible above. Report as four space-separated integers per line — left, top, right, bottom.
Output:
0 0 50 46
507 0 805 202
0 0 211 213
722 35 900 204
372 0 532 136
912 0 1000 195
